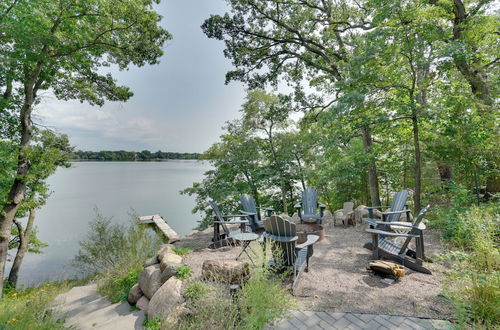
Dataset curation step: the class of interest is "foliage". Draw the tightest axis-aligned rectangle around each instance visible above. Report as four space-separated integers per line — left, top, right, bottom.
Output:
184 282 208 301
99 268 142 304
0 280 81 329
172 247 191 256
175 265 193 280
144 317 163 330
71 150 200 161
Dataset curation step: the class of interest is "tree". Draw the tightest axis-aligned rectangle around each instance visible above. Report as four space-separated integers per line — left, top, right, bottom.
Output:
0 0 170 298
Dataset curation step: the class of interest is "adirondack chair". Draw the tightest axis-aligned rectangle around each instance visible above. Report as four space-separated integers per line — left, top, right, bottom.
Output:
263 215 319 293
294 188 326 224
240 194 274 233
363 190 410 249
365 205 431 274
333 202 355 227
209 200 248 248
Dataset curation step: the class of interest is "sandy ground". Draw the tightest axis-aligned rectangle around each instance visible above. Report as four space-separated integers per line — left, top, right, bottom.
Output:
174 214 453 319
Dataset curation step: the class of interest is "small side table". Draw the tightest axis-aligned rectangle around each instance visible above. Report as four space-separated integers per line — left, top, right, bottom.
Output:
233 232 259 264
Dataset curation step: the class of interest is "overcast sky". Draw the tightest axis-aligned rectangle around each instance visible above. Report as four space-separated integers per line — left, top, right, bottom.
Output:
35 1 246 153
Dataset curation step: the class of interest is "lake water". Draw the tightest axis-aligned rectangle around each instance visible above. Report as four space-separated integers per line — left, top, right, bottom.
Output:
6 161 209 287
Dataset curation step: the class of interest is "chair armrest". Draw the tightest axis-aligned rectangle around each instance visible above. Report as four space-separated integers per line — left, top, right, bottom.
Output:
365 228 420 238
296 235 319 249
263 232 298 242
318 203 326 208
223 214 248 218
366 206 391 210
383 221 414 228
240 211 257 216
294 203 301 209
214 219 248 224
381 210 411 215
256 206 274 210
364 218 377 226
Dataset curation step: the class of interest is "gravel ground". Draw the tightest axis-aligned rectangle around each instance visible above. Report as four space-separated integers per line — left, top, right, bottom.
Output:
174 214 453 319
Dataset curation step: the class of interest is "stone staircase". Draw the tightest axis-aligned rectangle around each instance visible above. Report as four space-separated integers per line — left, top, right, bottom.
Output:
52 284 145 330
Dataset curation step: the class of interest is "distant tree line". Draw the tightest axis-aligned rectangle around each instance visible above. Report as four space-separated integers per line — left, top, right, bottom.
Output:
71 150 200 161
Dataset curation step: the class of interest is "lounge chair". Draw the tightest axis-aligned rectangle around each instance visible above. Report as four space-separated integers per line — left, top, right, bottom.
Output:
334 202 355 227
263 215 319 293
209 200 248 248
240 194 274 233
365 205 431 274
294 188 326 224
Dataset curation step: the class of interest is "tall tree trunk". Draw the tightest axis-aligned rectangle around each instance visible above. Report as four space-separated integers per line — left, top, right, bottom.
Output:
361 125 381 207
0 65 41 298
411 114 422 213
8 209 36 287
451 0 493 106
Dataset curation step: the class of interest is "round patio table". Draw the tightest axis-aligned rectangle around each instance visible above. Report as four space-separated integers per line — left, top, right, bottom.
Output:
233 232 259 264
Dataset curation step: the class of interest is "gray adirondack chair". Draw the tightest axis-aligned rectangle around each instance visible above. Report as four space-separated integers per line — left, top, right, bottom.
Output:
365 190 410 225
209 200 248 248
294 188 326 224
240 194 274 233
365 205 431 274
263 215 319 293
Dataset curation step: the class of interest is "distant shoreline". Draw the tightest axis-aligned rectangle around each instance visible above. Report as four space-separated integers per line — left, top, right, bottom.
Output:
69 159 201 162
71 150 201 161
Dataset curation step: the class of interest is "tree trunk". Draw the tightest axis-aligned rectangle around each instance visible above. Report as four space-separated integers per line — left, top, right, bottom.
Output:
0 65 40 298
451 0 493 106
7 209 36 287
438 164 453 186
412 114 422 213
361 125 381 207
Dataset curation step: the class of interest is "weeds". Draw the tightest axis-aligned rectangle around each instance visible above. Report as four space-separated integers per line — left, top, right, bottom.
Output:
99 267 142 303
184 282 208 301
172 247 191 256
175 265 193 280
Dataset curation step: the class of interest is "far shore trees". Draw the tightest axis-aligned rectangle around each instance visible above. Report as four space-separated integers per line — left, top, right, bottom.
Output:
0 0 170 298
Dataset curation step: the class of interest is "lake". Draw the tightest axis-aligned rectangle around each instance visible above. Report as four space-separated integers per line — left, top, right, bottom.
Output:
6 161 209 287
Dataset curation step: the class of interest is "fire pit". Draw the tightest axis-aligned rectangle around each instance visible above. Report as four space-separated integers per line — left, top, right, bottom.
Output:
296 223 325 243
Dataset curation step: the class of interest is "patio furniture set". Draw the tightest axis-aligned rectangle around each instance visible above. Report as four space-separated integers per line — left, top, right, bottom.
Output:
209 188 432 293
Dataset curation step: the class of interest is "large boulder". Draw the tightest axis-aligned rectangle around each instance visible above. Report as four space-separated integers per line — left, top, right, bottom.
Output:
160 253 182 271
138 264 163 299
136 296 150 312
161 263 182 283
144 255 159 267
157 244 174 262
201 260 250 284
127 283 143 305
147 277 183 320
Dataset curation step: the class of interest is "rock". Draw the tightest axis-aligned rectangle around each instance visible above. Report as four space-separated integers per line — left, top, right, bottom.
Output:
144 255 159 267
157 244 174 262
136 296 150 312
127 284 143 304
161 263 182 283
138 264 163 299
159 253 183 271
147 277 183 320
201 260 250 284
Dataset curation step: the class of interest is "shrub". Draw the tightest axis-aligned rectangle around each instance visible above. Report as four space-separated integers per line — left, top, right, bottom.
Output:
175 266 193 280
184 282 208 301
99 267 142 303
172 247 191 256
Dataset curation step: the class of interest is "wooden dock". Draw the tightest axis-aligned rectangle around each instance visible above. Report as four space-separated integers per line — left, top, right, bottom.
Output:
138 214 180 243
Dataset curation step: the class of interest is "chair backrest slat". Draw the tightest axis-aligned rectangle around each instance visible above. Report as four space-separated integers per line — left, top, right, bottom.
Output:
386 190 409 222
263 215 297 266
241 194 259 231
398 205 429 254
209 200 230 234
264 215 296 237
302 188 318 215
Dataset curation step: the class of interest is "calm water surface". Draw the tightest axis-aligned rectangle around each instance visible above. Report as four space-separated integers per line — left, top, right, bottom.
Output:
7 161 208 287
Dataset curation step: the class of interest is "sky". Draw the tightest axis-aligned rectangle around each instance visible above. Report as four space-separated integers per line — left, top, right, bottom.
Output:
35 1 246 153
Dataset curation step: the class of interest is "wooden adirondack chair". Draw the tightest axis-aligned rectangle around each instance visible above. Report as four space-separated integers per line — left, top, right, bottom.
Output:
334 202 355 227
209 200 249 248
240 194 274 233
363 190 410 249
365 205 431 274
263 215 319 293
294 188 326 224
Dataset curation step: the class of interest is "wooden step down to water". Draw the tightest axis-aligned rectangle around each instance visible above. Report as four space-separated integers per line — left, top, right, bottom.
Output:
138 214 180 243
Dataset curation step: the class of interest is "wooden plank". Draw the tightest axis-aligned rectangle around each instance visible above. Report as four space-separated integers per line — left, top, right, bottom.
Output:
152 215 180 243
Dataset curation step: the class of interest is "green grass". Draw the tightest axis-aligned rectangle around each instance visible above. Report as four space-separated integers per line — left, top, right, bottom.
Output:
184 282 208 301
98 267 142 303
172 247 191 256
175 265 193 280
0 280 82 329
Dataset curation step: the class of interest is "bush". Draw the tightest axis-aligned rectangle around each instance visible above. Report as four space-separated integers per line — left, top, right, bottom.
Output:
437 204 500 328
184 282 208 301
73 210 162 302
175 266 193 280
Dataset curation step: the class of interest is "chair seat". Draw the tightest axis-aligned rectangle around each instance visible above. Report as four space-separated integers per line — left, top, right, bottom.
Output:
302 213 321 222
379 238 404 255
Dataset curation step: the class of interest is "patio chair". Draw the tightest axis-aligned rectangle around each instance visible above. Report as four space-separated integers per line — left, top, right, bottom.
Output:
294 188 326 224
240 194 274 233
365 205 431 274
363 190 410 249
263 215 319 293
333 202 355 227
209 200 248 248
